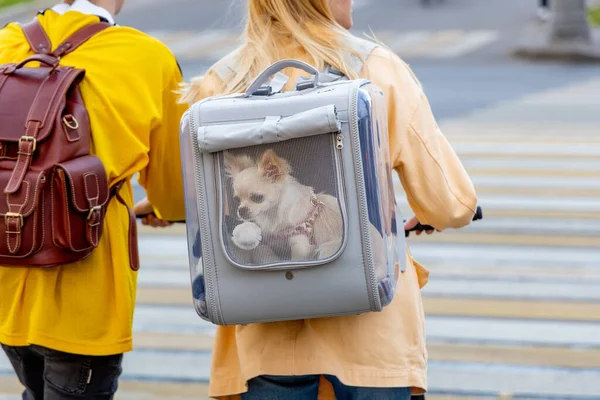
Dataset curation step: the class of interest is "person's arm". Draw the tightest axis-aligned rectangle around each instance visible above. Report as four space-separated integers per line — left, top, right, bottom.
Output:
136 62 190 222
366 49 478 231
398 92 478 230
135 69 223 226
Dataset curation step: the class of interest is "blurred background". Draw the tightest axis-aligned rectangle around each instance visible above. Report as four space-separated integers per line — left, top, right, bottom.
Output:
1 0 599 399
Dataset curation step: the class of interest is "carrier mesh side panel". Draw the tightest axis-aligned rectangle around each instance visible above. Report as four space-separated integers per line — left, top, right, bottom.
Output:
357 85 399 307
180 117 209 320
218 134 345 268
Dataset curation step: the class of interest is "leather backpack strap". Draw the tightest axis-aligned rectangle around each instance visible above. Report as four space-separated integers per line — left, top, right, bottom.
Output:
52 22 112 58
19 19 111 58
20 20 52 55
110 180 140 271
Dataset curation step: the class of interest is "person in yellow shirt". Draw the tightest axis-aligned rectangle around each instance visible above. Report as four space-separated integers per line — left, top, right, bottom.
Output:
0 0 187 398
142 0 478 398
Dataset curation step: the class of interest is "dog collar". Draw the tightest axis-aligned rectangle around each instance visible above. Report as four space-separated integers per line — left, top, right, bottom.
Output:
278 195 324 245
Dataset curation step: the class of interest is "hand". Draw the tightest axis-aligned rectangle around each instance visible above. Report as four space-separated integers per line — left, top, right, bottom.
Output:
134 198 172 228
404 215 440 236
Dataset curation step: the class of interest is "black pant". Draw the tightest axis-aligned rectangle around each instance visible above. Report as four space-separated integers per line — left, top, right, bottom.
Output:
2 344 123 400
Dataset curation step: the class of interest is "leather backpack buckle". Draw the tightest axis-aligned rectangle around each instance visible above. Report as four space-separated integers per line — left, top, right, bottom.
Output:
18 136 37 154
5 212 23 230
87 205 102 226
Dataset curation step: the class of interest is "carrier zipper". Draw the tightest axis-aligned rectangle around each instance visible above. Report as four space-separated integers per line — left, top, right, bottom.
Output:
332 131 349 258
188 105 222 325
336 132 344 150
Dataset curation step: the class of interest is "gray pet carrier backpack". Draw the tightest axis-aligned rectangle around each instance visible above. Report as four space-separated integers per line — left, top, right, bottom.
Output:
179 38 406 325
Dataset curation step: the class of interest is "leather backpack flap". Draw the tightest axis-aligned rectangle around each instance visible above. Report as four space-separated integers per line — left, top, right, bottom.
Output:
0 170 47 257
0 64 86 164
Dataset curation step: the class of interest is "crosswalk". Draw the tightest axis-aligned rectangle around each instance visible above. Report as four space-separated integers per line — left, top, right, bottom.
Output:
2 80 600 399
146 29 500 62
404 79 600 398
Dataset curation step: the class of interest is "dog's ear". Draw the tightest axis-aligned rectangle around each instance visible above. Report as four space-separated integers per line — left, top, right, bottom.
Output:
223 151 254 178
258 149 289 182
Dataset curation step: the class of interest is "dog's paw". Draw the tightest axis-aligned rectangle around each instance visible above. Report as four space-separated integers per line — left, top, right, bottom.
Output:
232 222 262 250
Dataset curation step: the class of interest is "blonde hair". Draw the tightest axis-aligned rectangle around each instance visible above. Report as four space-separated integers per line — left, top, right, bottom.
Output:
179 0 367 103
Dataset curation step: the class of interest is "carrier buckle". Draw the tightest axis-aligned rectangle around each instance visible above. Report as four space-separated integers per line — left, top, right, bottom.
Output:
252 86 272 96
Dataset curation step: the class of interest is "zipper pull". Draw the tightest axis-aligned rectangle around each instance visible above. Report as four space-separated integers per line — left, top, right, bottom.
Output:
336 133 343 150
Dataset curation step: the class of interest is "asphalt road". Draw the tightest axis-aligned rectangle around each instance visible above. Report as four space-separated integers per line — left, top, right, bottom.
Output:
118 2 600 397
1 1 599 399
113 0 600 202
112 0 600 120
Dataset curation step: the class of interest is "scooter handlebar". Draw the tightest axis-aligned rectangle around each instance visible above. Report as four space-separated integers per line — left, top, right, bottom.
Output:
404 206 483 237
138 206 484 239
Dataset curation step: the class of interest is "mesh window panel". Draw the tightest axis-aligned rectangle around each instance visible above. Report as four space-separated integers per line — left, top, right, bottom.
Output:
217 134 346 269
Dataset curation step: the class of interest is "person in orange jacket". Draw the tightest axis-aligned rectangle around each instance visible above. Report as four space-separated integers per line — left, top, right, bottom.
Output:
141 0 478 398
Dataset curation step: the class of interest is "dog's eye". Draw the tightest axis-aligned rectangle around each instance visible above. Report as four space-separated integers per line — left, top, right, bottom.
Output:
250 194 264 203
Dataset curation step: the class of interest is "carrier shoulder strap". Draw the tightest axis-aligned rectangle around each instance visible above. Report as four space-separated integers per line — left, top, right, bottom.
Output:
339 35 380 75
213 47 290 94
213 47 242 82
20 19 111 58
318 36 380 83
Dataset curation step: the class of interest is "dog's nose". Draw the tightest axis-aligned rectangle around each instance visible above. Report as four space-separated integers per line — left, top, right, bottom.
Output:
238 207 250 220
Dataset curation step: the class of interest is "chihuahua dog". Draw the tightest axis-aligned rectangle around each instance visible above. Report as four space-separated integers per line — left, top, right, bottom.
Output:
224 149 343 262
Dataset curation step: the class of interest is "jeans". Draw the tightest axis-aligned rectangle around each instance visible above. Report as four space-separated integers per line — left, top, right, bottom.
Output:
2 344 123 400
241 375 412 400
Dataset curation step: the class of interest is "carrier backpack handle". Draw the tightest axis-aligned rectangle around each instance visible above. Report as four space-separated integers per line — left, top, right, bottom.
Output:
245 59 321 97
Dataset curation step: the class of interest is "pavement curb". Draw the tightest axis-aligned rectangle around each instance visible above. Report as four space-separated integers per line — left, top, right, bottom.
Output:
513 41 600 62
512 25 600 63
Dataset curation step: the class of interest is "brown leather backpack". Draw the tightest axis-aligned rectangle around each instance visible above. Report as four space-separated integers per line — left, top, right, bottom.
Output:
0 20 139 270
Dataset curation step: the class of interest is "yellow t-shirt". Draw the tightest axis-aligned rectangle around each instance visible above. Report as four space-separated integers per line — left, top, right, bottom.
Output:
0 10 188 355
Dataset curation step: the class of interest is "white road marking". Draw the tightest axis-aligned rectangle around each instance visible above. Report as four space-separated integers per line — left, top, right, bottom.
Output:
431 30 500 58
145 29 500 60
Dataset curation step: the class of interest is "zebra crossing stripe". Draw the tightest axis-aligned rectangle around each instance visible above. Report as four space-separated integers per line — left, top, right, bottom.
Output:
149 30 195 46
396 29 465 58
379 30 431 53
180 30 239 59
146 29 500 61
431 30 499 58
